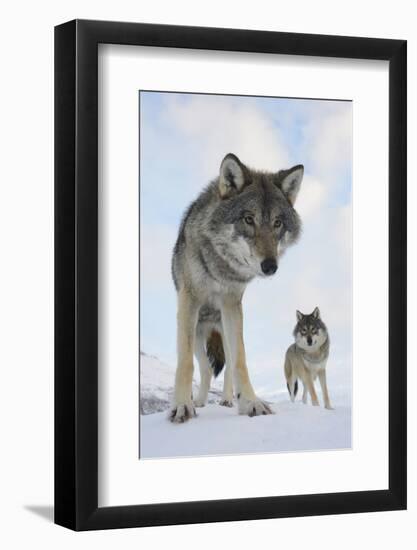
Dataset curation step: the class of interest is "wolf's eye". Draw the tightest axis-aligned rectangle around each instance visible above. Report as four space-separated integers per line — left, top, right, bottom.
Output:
300 329 307 335
244 215 254 225
274 219 282 228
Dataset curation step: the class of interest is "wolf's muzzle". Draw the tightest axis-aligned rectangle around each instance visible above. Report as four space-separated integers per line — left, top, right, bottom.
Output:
261 258 277 276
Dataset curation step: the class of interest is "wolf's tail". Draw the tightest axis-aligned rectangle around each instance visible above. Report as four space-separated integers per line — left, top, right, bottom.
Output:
286 379 298 397
206 330 225 377
284 354 298 401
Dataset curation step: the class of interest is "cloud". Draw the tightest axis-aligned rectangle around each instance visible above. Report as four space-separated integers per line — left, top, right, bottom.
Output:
302 105 352 182
295 174 326 220
164 94 291 180
140 224 176 288
139 224 178 363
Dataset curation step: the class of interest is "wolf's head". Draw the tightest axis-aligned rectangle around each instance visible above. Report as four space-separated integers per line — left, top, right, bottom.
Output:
293 308 328 351
211 153 303 278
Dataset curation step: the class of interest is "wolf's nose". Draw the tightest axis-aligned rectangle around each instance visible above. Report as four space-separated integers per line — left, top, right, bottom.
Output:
307 336 312 346
261 258 277 275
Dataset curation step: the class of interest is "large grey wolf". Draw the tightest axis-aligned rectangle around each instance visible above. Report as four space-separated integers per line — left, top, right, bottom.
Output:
170 153 304 422
284 308 333 409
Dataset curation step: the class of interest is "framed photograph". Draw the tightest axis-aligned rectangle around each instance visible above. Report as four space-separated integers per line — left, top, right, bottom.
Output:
55 19 406 530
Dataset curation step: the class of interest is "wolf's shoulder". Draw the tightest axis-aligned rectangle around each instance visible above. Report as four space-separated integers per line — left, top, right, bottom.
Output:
189 179 220 214
180 179 219 227
285 343 297 356
172 179 219 259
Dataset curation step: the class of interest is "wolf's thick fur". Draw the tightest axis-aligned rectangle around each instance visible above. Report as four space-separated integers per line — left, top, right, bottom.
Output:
284 308 333 410
170 153 304 422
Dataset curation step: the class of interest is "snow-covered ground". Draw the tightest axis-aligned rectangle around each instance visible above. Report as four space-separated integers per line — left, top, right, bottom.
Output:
139 351 224 415
139 351 351 459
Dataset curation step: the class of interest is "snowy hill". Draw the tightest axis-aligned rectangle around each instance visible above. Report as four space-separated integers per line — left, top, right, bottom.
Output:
139 351 351 459
140 351 224 415
139 352 174 414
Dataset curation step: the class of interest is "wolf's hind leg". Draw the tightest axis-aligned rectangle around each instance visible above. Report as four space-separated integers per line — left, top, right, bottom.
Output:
193 333 212 408
220 363 233 407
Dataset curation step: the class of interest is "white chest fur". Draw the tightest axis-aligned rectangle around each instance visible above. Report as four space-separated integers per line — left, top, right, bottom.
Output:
302 358 326 378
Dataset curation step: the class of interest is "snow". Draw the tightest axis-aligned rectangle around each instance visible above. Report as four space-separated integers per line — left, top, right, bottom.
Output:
139 352 175 414
140 352 351 459
140 351 223 415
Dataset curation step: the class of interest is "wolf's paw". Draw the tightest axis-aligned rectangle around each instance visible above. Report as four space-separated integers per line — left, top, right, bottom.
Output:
312 400 320 407
193 397 207 408
219 398 234 408
325 404 334 410
238 397 274 417
169 402 196 423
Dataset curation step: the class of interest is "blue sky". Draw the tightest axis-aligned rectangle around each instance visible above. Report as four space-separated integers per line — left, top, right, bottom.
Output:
140 91 352 392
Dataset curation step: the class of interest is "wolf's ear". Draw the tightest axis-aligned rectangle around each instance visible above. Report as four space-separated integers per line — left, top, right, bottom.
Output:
296 310 303 322
312 307 320 319
277 164 304 205
219 153 248 198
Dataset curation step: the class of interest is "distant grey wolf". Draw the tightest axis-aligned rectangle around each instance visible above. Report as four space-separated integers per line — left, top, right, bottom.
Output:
284 308 333 410
170 153 304 422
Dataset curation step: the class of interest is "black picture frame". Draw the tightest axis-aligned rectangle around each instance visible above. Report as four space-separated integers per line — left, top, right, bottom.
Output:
55 19 407 531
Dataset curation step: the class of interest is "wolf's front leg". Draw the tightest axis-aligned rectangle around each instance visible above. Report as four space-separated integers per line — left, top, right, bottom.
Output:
170 288 199 423
221 298 273 417
302 383 308 404
304 370 319 406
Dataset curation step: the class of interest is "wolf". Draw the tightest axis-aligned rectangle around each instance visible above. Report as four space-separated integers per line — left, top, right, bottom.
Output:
170 153 304 422
284 308 333 409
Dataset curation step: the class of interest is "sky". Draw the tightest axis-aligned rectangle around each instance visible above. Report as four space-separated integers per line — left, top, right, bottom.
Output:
139 91 352 392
